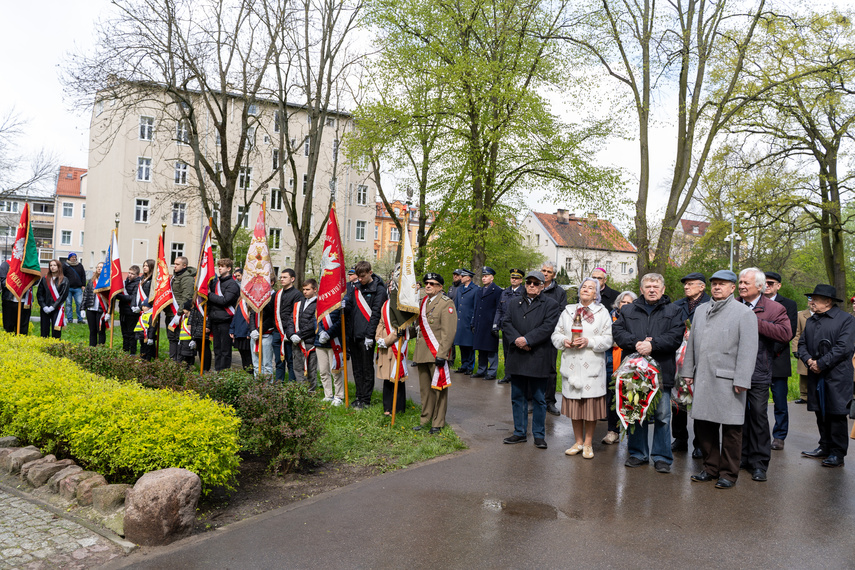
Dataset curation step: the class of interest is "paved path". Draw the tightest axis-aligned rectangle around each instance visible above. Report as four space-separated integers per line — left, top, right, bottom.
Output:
111 372 855 568
0 488 122 569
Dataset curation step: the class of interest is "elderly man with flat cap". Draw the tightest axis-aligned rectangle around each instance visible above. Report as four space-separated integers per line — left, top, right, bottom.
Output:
494 268 525 383
471 266 503 380
797 284 855 468
413 272 458 434
683 270 758 489
454 268 477 374
762 271 798 451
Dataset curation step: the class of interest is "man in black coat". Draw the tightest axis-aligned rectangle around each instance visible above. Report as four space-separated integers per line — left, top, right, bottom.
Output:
763 271 798 450
502 270 560 449
540 261 568 415
797 284 855 468
493 268 524 383
613 273 686 473
343 260 387 409
62 252 87 323
274 268 303 381
116 265 141 354
207 259 241 371
591 267 619 312
472 266 503 380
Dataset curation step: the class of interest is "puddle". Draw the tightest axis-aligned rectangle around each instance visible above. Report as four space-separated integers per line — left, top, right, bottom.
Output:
482 498 570 520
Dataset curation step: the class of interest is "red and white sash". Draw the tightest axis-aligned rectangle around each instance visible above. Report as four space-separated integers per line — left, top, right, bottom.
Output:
355 288 372 322
93 291 111 328
321 312 344 370
418 295 450 390
216 279 236 316
274 290 286 357
167 277 181 330
47 278 66 330
293 298 317 371
136 281 147 306
380 299 408 381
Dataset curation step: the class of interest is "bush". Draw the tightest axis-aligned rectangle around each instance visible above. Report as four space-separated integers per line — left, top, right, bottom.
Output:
0 334 241 489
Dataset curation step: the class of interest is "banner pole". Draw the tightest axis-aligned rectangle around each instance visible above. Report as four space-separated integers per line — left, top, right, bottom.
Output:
341 315 349 407
156 223 166 359
391 335 404 427
16 298 21 335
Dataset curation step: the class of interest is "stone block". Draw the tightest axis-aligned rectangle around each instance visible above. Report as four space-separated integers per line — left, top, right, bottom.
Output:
0 447 17 470
103 512 125 537
27 459 76 488
0 436 20 447
6 447 43 474
59 471 101 501
76 474 108 506
124 468 201 546
47 465 84 493
20 455 56 480
92 484 132 514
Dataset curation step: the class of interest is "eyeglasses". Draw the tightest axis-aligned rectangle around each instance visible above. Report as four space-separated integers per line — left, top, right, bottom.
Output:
594 276 606 281
765 281 777 286
424 281 440 287
525 280 542 286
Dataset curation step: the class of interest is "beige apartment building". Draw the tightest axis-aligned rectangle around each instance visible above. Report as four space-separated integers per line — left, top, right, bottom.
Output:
83 89 377 274
53 166 88 261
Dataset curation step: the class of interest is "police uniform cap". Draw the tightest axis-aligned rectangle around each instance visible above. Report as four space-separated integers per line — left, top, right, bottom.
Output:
458 269 475 277
482 266 496 276
509 268 523 279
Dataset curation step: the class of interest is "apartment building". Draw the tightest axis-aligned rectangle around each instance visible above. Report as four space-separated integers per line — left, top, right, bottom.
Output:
373 200 435 260
53 166 88 261
0 192 55 266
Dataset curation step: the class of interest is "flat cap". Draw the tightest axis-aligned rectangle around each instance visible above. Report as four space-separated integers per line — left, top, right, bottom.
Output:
680 272 706 284
422 272 444 286
765 271 782 283
525 270 546 283
710 269 737 283
482 266 496 276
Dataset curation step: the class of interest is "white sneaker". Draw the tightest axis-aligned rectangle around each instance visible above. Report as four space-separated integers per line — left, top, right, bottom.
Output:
322 395 334 402
331 397 343 407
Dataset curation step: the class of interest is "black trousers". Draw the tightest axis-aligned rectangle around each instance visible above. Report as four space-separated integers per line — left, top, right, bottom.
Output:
742 381 772 471
383 380 406 413
696 420 743 482
816 412 849 457
501 336 511 380
351 339 375 405
40 310 61 339
87 311 106 346
671 406 698 449
210 321 232 371
2 299 31 334
120 313 137 354
545 345 558 407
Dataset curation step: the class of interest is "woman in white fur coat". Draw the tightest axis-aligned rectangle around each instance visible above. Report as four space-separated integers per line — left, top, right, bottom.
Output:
552 277 613 459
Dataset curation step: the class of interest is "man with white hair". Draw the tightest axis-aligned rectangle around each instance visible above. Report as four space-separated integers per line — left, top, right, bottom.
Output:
736 267 792 483
540 261 568 415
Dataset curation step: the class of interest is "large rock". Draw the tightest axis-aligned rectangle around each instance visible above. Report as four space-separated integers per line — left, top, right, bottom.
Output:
20 454 56 480
124 468 201 546
27 459 76 488
0 436 19 447
92 484 132 514
5 447 42 474
59 471 101 500
76 473 108 506
0 447 17 469
47 465 84 492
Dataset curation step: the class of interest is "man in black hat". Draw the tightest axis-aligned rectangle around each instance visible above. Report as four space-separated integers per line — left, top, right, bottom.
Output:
494 268 524 383
454 269 477 374
472 266 503 379
671 272 711 457
763 271 798 450
797 284 855 468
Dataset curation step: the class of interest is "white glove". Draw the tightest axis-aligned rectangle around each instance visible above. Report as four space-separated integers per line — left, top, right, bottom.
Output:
290 334 302 345
43 306 54 314
132 306 141 313
364 338 374 350
146 339 154 345
188 340 196 349
169 315 181 328
250 330 260 341
318 331 330 344
377 338 387 349
341 297 347 309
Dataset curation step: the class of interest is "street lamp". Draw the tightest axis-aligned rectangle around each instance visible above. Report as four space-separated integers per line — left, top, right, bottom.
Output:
723 211 750 272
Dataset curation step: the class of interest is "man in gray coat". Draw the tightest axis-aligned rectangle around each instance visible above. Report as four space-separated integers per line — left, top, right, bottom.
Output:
682 270 758 489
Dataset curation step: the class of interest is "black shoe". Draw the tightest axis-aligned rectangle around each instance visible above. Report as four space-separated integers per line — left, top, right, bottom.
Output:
472 372 486 378
351 401 365 410
625 456 647 468
751 468 767 482
546 404 560 416
484 376 496 381
429 427 442 435
654 461 671 474
497 378 510 384
691 470 716 483
822 455 845 468
715 478 736 489
534 438 547 449
793 398 807 404
503 434 527 444
455 368 467 374
413 425 427 431
802 447 830 459
691 448 703 459
671 439 688 452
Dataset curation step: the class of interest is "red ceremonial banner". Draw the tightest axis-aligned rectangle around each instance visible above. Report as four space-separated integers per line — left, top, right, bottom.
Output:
5 203 41 301
150 234 175 320
317 207 345 323
241 207 273 313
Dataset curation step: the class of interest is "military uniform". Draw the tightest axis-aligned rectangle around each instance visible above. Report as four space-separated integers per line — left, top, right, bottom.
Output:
472 267 503 379
415 286 458 430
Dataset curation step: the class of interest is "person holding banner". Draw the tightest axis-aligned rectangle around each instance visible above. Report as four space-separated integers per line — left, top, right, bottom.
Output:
36 260 69 339
315 304 344 406
229 268 254 372
344 261 387 409
166 257 196 361
0 260 33 334
413 273 457 434
375 276 408 416
82 262 108 346
291 279 319 390
274 268 303 382
116 265 142 354
207 259 240 371
136 259 158 361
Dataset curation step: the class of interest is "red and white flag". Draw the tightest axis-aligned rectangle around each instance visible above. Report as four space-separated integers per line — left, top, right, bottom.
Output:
317 207 345 323
194 225 216 312
241 207 273 313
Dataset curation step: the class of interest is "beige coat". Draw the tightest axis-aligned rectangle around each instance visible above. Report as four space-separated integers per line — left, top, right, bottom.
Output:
791 309 811 376
375 322 407 381
414 294 457 364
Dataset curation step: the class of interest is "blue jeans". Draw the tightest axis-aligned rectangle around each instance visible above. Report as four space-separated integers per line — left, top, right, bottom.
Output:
511 375 546 439
251 333 274 376
476 350 498 377
770 377 789 440
65 287 83 321
627 387 673 464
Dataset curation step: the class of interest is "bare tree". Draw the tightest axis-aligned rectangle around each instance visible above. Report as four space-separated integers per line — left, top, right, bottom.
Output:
0 110 56 197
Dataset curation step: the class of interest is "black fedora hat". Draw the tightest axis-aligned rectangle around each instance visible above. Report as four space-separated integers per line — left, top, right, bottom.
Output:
805 284 843 303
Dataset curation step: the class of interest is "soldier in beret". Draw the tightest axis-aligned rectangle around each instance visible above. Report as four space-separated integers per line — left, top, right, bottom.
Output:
494 268 525 383
472 266 503 380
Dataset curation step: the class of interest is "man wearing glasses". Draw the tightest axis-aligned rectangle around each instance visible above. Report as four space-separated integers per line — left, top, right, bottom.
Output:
763 272 798 451
540 261 567 416
493 269 525 384
413 273 458 434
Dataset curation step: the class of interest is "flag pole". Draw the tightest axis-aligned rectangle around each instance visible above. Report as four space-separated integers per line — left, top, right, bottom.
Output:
199 217 213 376
391 335 404 427
259 199 266 376
109 221 119 348
16 298 21 335
333 196 350 408
156 223 166 359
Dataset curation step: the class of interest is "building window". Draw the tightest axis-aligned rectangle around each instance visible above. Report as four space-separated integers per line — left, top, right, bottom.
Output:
620 262 628 275
270 188 283 211
274 111 282 133
284 256 292 267
248 103 259 116
60 230 72 246
172 202 186 226
272 149 279 171
605 261 612 274
390 226 400 242
170 242 184 264
355 220 366 241
176 120 189 145
80 231 84 246
332 139 339 161
692 225 700 234
135 198 150 223
216 130 221 146
565 258 572 273
33 203 54 214
139 116 154 140
0 201 18 213
212 207 220 229
269 227 281 250
137 157 152 182
62 202 73 218
304 137 310 157
356 185 368 206
82 204 85 219
174 161 188 185
247 125 256 150
95 100 104 116
302 174 308 196
374 224 378 240
237 206 250 229
238 167 252 190
326 117 335 127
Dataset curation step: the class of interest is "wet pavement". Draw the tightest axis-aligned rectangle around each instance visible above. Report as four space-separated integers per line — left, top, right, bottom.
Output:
109 372 855 568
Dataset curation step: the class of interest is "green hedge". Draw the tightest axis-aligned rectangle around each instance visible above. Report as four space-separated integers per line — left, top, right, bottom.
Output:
0 334 240 489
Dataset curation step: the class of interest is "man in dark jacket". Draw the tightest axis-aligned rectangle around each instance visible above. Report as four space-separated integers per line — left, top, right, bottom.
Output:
671 272 711 457
613 273 686 473
471 266 503 380
62 252 87 323
494 268 524 383
447 269 463 364
344 260 387 408
167 257 197 362
540 261 567 415
207 258 241 371
797 284 855 468
591 267 619 312
737 267 792 482
502 271 560 449
291 279 318 390
274 268 302 381
453 269 477 374
763 271 798 451
116 265 141 354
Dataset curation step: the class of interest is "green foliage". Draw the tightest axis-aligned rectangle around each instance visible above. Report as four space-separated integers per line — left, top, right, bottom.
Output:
0 334 241 489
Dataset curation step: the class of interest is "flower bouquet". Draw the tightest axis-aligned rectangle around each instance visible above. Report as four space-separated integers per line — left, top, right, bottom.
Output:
612 352 661 434
672 320 693 412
